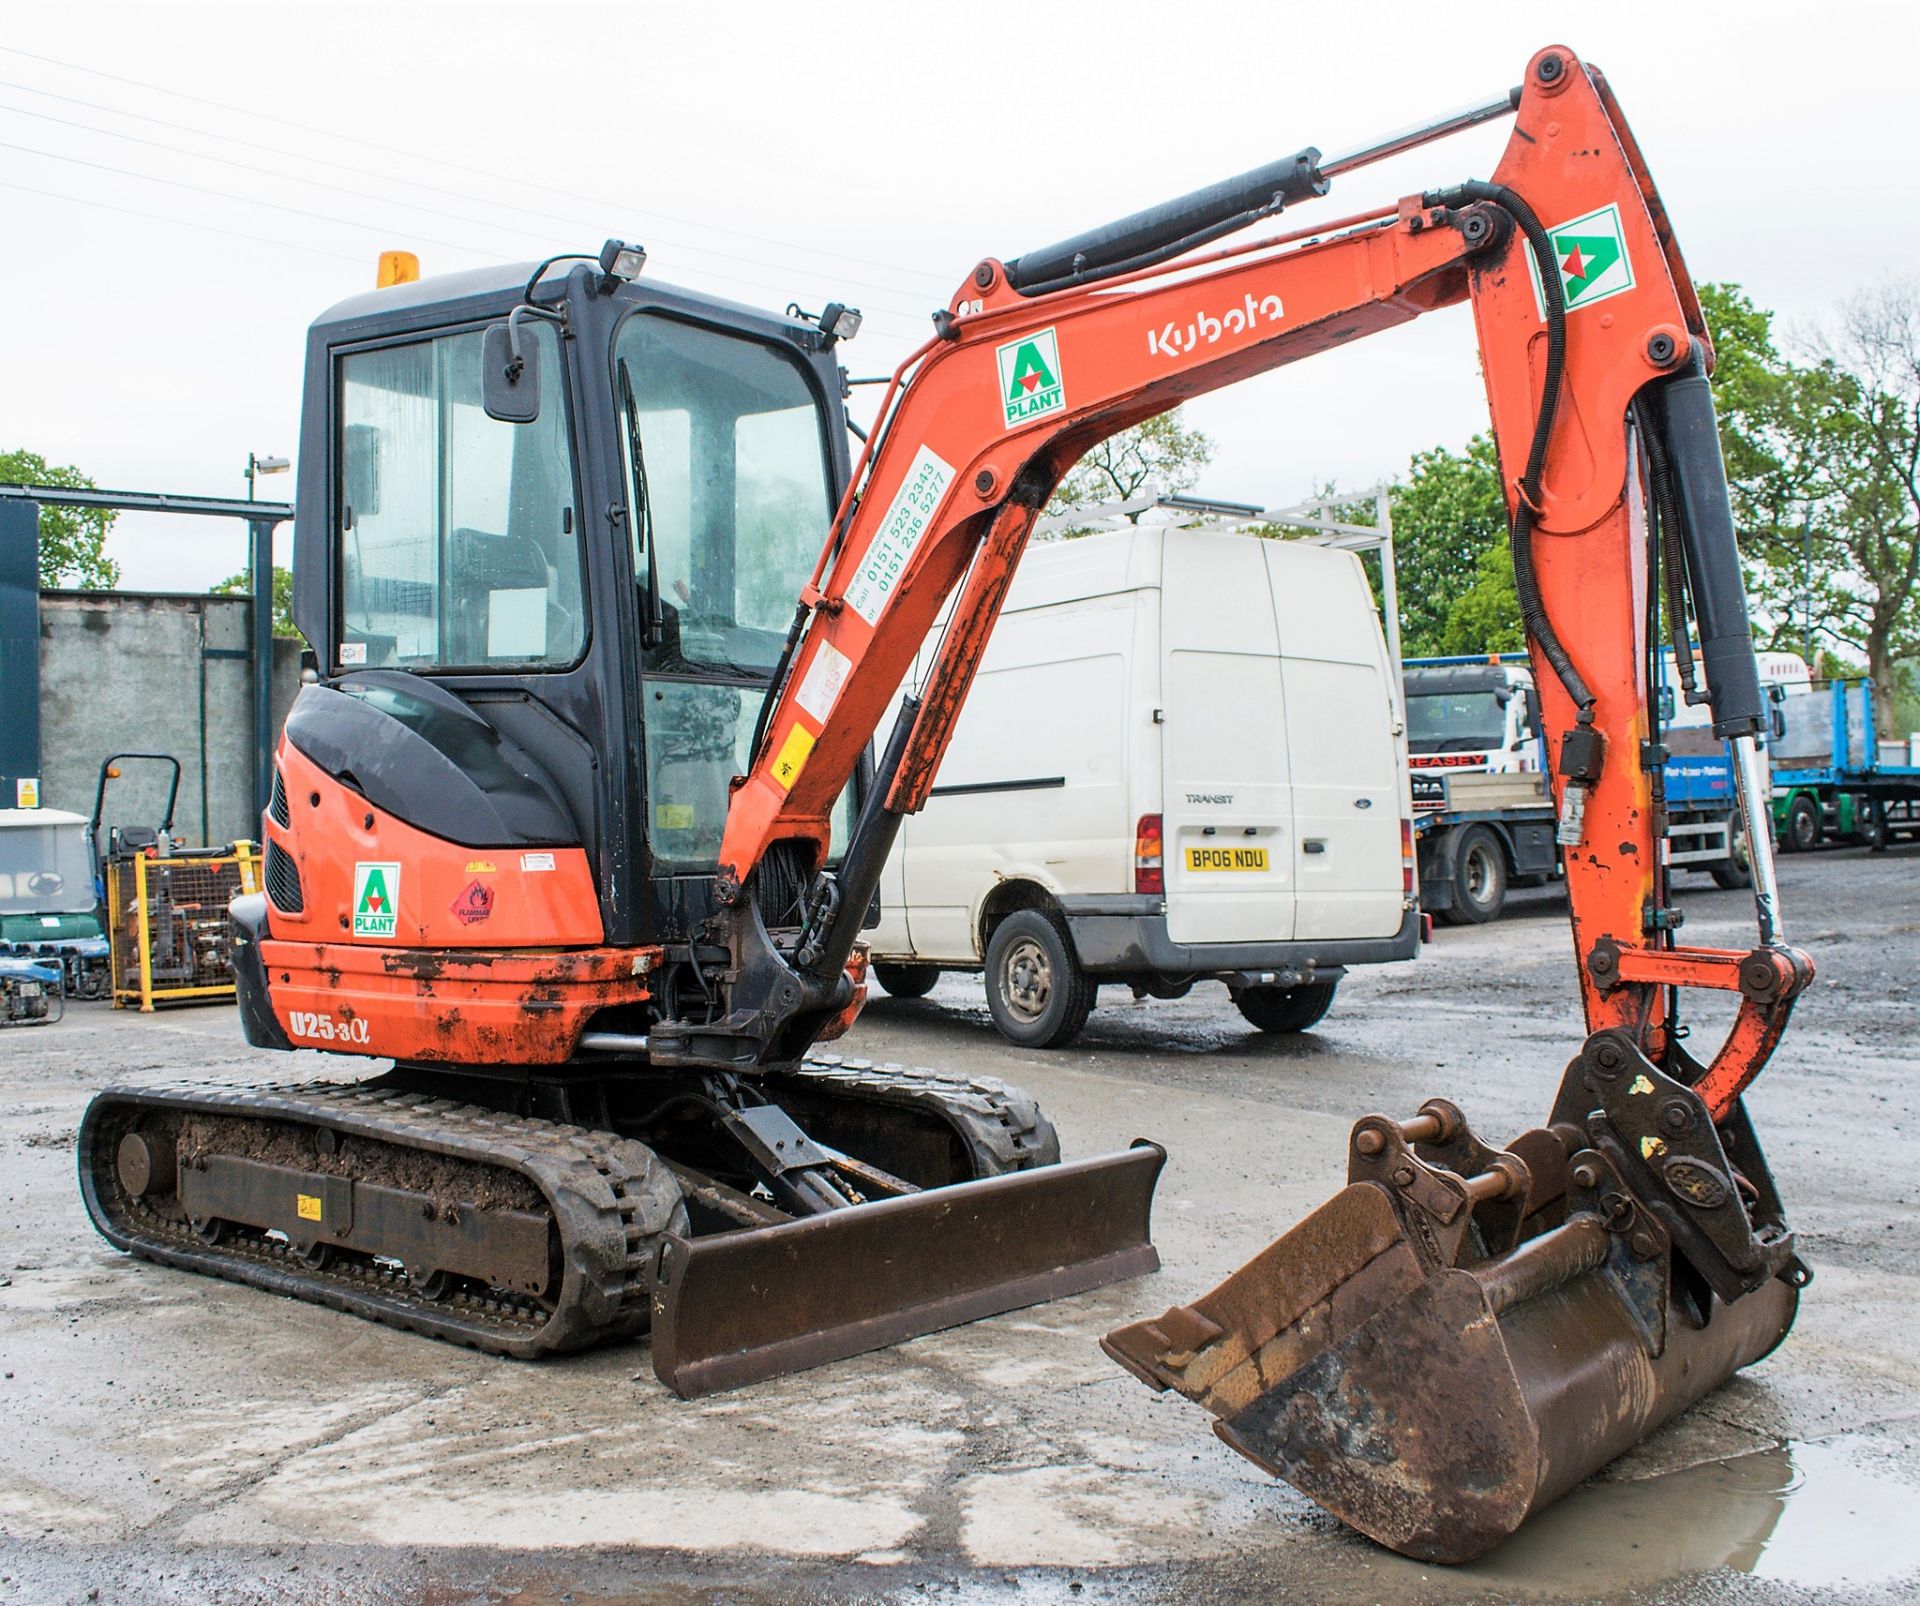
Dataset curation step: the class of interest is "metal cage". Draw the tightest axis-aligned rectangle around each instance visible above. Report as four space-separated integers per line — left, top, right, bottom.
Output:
106 845 259 1011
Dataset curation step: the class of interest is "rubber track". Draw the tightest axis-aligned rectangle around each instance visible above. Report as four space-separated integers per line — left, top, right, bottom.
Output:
80 1055 1061 1360
79 1080 685 1359
770 1053 1063 1175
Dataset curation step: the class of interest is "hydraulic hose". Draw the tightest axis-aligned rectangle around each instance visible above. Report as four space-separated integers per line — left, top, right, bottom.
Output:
1633 393 1703 709
1424 181 1594 723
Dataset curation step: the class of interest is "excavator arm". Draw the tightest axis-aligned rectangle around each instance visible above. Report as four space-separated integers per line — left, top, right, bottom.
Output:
684 44 1805 1095
679 43 1816 1561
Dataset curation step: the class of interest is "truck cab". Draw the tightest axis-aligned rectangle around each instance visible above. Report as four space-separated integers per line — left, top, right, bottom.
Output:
1403 658 1542 783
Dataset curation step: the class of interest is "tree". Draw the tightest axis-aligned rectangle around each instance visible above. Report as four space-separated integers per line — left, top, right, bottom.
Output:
0 449 121 588
1384 433 1513 656
1044 410 1213 534
1699 280 1919 729
1437 540 1523 655
213 564 299 637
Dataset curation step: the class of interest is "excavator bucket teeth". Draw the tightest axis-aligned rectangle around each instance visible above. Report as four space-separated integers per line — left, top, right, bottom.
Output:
652 1141 1164 1398
1105 1176 1798 1563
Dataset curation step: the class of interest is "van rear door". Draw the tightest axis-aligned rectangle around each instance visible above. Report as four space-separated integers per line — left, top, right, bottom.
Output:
1268 543 1405 940
1159 533 1296 944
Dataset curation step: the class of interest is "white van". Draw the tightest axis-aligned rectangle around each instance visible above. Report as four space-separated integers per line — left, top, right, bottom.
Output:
868 524 1418 1047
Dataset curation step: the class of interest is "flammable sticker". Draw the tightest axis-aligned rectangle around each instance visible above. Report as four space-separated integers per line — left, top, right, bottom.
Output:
351 861 400 939
843 445 954 625
450 879 494 926
794 639 854 723
770 723 817 793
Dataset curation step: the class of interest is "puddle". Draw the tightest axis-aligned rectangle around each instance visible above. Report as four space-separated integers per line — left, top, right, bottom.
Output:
1453 1433 1920 1595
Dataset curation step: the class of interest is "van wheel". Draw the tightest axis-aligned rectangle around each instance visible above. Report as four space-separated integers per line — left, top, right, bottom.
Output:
1234 980 1338 1034
1440 826 1506 925
873 963 940 999
1709 815 1754 889
985 911 1095 1049
1785 794 1821 853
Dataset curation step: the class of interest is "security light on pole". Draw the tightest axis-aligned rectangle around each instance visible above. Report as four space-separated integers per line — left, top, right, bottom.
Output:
246 453 290 502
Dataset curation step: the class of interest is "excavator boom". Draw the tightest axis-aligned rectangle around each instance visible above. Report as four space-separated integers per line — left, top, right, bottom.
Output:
693 44 1813 1558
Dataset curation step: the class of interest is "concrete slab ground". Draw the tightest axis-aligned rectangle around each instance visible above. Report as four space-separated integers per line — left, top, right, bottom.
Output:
2 846 1916 1604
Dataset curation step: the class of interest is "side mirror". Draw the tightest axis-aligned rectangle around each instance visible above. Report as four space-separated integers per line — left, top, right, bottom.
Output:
482 319 541 423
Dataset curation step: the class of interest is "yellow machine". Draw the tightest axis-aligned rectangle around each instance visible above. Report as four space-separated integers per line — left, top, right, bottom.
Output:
91 752 259 1011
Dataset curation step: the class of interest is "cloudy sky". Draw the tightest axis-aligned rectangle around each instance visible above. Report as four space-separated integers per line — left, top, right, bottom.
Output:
2 0 1914 590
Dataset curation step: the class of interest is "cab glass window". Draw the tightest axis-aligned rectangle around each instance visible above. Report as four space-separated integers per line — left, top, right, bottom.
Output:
337 322 585 670
614 314 832 673
643 679 854 870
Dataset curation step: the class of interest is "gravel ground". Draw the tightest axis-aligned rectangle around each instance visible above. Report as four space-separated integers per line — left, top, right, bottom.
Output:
1 845 1915 1605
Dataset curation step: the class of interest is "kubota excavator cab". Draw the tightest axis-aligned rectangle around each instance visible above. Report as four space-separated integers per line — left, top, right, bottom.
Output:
277 257 862 997
79 253 1162 1394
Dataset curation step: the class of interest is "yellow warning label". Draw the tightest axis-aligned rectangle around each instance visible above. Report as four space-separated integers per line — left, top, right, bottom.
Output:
656 804 695 829
296 1193 323 1222
771 724 817 793
464 860 497 874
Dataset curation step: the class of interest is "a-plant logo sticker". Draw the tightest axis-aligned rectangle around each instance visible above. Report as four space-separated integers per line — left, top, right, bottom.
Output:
1527 202 1636 319
997 328 1065 428
352 861 401 939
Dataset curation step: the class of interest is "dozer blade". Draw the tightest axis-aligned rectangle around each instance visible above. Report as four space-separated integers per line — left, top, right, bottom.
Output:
1105 1095 1801 1563
653 1140 1164 1397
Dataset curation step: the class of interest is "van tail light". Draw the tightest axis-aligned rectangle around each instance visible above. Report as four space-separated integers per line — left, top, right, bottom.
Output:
1135 813 1165 895
1401 818 1417 898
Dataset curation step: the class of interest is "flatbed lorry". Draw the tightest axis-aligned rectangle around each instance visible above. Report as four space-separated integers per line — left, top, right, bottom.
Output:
1407 655 1758 921
1771 679 1920 851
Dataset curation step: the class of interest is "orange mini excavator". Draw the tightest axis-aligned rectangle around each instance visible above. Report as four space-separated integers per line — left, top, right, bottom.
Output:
84 44 1810 1559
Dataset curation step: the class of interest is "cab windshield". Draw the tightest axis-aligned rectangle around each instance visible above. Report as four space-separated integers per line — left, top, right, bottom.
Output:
1406 690 1507 754
615 313 833 675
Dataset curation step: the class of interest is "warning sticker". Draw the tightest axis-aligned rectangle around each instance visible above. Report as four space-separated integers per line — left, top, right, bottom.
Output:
771 723 817 793
795 639 854 724
450 879 494 926
843 445 954 624
296 1193 323 1222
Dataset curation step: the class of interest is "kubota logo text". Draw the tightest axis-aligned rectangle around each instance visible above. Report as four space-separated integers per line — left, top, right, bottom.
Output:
1148 292 1285 359
997 329 1065 427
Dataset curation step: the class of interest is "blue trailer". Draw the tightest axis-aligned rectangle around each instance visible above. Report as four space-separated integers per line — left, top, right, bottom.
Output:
1770 680 1920 851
